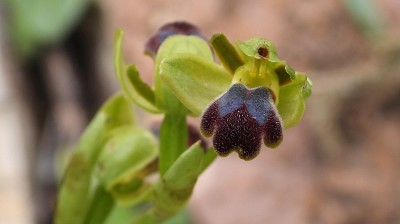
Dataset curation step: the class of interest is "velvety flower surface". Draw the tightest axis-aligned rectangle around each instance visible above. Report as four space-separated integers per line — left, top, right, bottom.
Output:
201 83 283 160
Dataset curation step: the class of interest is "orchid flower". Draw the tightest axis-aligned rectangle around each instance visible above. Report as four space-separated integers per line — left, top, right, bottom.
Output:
115 22 312 161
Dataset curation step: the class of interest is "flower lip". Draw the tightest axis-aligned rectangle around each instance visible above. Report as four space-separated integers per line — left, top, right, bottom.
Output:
200 83 283 160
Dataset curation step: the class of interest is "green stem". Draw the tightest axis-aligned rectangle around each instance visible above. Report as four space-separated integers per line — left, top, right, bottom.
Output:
159 113 188 176
83 186 115 224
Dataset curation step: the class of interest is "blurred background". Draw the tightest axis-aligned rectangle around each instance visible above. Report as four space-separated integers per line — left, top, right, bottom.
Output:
1 0 400 223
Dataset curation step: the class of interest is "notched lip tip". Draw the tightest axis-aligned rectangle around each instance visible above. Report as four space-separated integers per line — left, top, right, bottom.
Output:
235 147 260 161
264 137 283 149
199 128 213 138
238 154 258 161
215 148 258 161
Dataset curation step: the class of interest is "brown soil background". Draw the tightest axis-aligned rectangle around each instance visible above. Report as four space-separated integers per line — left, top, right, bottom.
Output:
2 0 400 223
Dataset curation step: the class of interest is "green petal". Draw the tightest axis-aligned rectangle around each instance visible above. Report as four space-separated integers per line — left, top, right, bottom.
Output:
153 35 214 115
210 33 244 74
114 29 161 113
277 73 312 129
160 54 232 115
96 126 157 205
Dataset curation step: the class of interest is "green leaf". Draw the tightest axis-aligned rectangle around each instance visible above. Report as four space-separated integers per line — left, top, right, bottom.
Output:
160 54 231 115
55 112 107 224
153 35 214 115
114 29 161 113
210 33 244 74
6 0 90 58
277 73 312 129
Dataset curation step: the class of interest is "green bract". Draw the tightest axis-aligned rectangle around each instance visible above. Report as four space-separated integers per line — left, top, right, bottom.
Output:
95 126 157 206
55 93 138 224
132 142 216 223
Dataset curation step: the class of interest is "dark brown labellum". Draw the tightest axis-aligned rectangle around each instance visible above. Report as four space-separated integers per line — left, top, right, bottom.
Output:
200 83 283 160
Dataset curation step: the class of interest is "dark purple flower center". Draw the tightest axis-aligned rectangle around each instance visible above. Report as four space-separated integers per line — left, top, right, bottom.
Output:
200 83 283 160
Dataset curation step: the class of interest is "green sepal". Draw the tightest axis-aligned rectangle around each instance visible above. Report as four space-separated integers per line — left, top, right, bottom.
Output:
153 35 214 115
160 54 231 115
54 93 134 224
277 73 312 129
114 29 161 113
209 33 244 74
95 126 157 206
